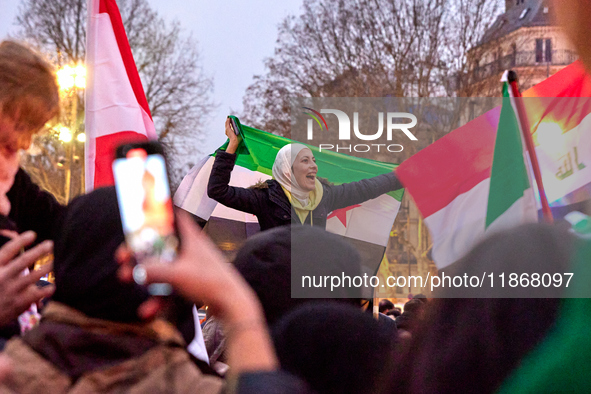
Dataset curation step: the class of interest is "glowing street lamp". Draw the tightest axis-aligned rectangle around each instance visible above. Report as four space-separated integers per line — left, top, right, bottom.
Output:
73 64 86 89
56 63 87 203
57 126 73 143
56 65 75 91
56 64 86 91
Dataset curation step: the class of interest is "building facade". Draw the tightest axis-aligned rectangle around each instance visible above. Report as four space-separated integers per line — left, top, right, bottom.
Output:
465 0 577 96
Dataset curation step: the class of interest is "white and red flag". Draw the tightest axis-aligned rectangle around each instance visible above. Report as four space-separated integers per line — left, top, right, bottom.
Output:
85 0 157 191
397 61 591 268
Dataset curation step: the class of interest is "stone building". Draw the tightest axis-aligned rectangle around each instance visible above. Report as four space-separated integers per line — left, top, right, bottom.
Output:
465 0 577 96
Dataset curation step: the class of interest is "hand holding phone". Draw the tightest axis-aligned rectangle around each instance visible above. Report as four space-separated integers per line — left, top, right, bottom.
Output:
112 142 179 295
229 117 240 136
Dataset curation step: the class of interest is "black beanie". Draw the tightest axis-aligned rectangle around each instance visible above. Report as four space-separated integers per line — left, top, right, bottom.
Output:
233 225 362 328
52 187 150 323
272 302 396 394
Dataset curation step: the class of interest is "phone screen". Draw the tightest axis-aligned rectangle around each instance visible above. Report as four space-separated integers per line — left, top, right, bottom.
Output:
113 146 178 294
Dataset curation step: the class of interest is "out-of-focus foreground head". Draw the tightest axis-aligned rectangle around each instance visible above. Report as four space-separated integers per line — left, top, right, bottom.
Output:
52 187 151 323
554 0 591 72
0 40 59 135
391 223 574 394
233 225 363 327
273 302 396 394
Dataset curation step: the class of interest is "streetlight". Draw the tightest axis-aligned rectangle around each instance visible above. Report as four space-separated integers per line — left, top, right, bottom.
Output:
56 64 86 91
57 63 86 203
57 126 73 143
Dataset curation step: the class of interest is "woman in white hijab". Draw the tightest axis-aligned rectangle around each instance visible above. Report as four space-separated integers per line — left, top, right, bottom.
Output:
207 118 402 231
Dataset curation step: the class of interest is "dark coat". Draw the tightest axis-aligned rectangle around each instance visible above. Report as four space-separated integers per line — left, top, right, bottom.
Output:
207 150 403 231
7 168 65 241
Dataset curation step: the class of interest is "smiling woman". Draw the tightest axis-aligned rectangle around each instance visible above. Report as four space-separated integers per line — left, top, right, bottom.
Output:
287 147 318 193
207 118 404 231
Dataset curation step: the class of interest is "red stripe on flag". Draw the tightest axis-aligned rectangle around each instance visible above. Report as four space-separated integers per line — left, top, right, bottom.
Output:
396 107 500 218
524 96 591 138
98 0 152 119
94 131 148 188
524 61 591 98
519 62 591 137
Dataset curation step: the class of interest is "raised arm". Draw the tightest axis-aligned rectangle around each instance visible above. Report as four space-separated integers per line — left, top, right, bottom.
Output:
324 171 403 211
141 212 278 375
207 119 263 216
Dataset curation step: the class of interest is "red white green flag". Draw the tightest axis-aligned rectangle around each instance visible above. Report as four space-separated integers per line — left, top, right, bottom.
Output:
397 61 591 268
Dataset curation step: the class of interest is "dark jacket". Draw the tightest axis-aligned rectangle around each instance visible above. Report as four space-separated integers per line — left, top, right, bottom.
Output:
207 150 403 231
1 302 224 394
7 168 65 241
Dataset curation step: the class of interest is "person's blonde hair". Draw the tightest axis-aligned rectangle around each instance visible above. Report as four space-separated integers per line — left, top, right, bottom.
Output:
0 40 59 133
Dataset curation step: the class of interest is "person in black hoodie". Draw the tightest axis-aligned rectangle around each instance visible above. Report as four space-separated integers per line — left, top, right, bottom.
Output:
233 224 366 327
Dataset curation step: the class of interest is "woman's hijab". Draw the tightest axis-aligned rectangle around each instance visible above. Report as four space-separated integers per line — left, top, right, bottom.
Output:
272 143 311 205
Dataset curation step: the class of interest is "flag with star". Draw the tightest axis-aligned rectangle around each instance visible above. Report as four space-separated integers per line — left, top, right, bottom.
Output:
174 116 403 269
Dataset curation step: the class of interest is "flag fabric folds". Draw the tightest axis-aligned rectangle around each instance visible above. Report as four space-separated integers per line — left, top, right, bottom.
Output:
396 107 501 269
85 0 157 191
174 117 403 269
485 74 538 232
521 61 591 208
397 61 591 268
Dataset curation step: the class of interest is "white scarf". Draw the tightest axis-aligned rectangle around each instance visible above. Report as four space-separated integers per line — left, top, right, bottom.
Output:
272 143 311 206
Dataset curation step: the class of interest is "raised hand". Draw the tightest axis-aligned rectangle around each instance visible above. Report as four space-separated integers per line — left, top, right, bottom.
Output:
0 232 54 327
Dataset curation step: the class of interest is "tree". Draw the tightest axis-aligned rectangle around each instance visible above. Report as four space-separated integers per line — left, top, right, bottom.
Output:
240 0 504 283
15 0 214 194
241 0 502 141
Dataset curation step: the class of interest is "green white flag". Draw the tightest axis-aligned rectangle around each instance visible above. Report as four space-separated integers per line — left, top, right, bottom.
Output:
485 73 538 233
174 116 403 264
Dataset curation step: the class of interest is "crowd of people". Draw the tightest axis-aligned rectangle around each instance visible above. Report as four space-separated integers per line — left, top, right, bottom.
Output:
0 1 590 391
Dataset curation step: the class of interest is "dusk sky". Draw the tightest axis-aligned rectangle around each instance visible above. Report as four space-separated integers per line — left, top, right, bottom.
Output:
0 0 304 154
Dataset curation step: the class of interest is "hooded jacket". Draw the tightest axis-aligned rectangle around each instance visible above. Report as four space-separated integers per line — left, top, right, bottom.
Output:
207 150 402 231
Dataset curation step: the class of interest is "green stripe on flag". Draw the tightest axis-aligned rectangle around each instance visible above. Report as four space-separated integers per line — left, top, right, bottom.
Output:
216 116 404 202
485 83 531 228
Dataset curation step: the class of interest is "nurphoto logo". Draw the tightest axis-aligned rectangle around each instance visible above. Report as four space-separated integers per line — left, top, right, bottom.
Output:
302 106 418 153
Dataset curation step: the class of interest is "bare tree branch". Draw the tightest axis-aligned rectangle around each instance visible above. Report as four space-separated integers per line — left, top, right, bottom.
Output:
15 0 215 189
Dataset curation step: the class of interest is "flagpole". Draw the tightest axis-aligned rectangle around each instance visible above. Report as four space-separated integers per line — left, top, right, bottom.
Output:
507 70 554 223
373 293 379 320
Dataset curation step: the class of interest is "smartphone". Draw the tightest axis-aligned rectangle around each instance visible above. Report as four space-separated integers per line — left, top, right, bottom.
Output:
112 141 179 295
229 116 240 135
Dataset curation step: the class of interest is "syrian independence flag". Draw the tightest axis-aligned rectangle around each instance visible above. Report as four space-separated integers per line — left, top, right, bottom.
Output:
396 75 537 269
174 117 403 270
85 0 157 190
